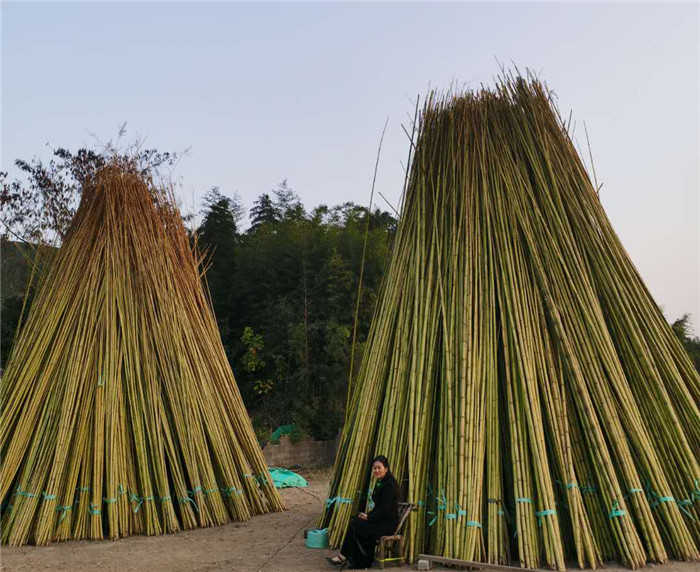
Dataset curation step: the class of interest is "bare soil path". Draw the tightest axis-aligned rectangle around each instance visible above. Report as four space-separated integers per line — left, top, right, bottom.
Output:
1 469 697 572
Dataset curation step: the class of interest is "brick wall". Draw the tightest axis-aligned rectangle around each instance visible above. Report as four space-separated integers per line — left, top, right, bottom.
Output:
262 435 339 468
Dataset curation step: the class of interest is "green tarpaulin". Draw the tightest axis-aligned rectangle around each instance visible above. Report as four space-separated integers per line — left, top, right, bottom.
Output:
268 467 308 489
270 424 295 442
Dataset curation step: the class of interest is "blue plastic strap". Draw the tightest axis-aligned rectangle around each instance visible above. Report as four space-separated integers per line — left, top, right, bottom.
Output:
516 497 532 504
566 483 578 490
42 492 56 501
89 503 101 516
103 497 117 504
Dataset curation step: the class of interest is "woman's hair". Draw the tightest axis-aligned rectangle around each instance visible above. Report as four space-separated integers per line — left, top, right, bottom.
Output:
371 455 390 469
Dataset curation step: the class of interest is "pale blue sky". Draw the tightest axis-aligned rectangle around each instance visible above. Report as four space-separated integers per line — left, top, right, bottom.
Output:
2 1 698 328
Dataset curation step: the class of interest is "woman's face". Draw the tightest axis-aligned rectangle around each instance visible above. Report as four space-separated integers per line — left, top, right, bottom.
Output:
372 461 388 480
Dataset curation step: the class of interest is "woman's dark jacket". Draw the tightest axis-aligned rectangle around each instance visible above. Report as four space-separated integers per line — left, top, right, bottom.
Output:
365 473 399 535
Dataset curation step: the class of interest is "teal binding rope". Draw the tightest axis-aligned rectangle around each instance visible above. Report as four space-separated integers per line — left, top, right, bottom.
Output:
88 503 101 516
178 496 199 513
56 505 72 522
42 492 56 501
221 486 243 497
535 509 556 526
609 501 626 519
427 510 437 527
130 493 143 513
650 495 675 510
325 496 353 508
676 498 696 520
516 497 532 504
436 490 447 511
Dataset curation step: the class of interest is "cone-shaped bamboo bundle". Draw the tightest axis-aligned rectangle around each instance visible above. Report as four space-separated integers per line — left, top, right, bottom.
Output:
320 75 700 570
1 163 283 546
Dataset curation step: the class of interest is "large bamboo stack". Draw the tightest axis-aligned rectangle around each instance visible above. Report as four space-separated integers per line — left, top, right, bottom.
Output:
320 75 700 569
1 163 283 546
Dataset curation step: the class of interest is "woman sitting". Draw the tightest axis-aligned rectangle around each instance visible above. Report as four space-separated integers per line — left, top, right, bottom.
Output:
327 455 399 569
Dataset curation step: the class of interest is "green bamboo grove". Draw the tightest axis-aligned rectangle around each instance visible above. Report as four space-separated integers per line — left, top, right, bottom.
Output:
320 75 700 569
0 163 284 546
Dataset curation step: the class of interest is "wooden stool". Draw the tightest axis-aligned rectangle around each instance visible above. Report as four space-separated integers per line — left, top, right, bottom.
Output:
376 502 416 569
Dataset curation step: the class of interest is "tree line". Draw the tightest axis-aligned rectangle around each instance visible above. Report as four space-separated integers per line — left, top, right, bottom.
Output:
1 144 698 442
1 145 396 441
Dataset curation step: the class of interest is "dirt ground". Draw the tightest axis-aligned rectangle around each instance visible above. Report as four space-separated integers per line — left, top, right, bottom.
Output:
0 469 697 572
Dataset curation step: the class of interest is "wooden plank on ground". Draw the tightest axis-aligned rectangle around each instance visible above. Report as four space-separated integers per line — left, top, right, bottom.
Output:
417 555 545 572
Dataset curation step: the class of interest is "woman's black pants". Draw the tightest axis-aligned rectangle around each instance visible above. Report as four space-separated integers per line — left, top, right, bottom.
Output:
341 516 390 569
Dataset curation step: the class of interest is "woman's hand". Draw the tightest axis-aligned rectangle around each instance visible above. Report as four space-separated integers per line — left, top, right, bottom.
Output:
358 512 368 520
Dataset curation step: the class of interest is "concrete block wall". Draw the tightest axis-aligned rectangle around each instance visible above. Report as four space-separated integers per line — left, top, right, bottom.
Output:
262 435 338 468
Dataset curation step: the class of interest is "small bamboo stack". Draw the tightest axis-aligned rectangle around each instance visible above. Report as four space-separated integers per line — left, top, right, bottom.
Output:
320 74 699 570
1 162 284 546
